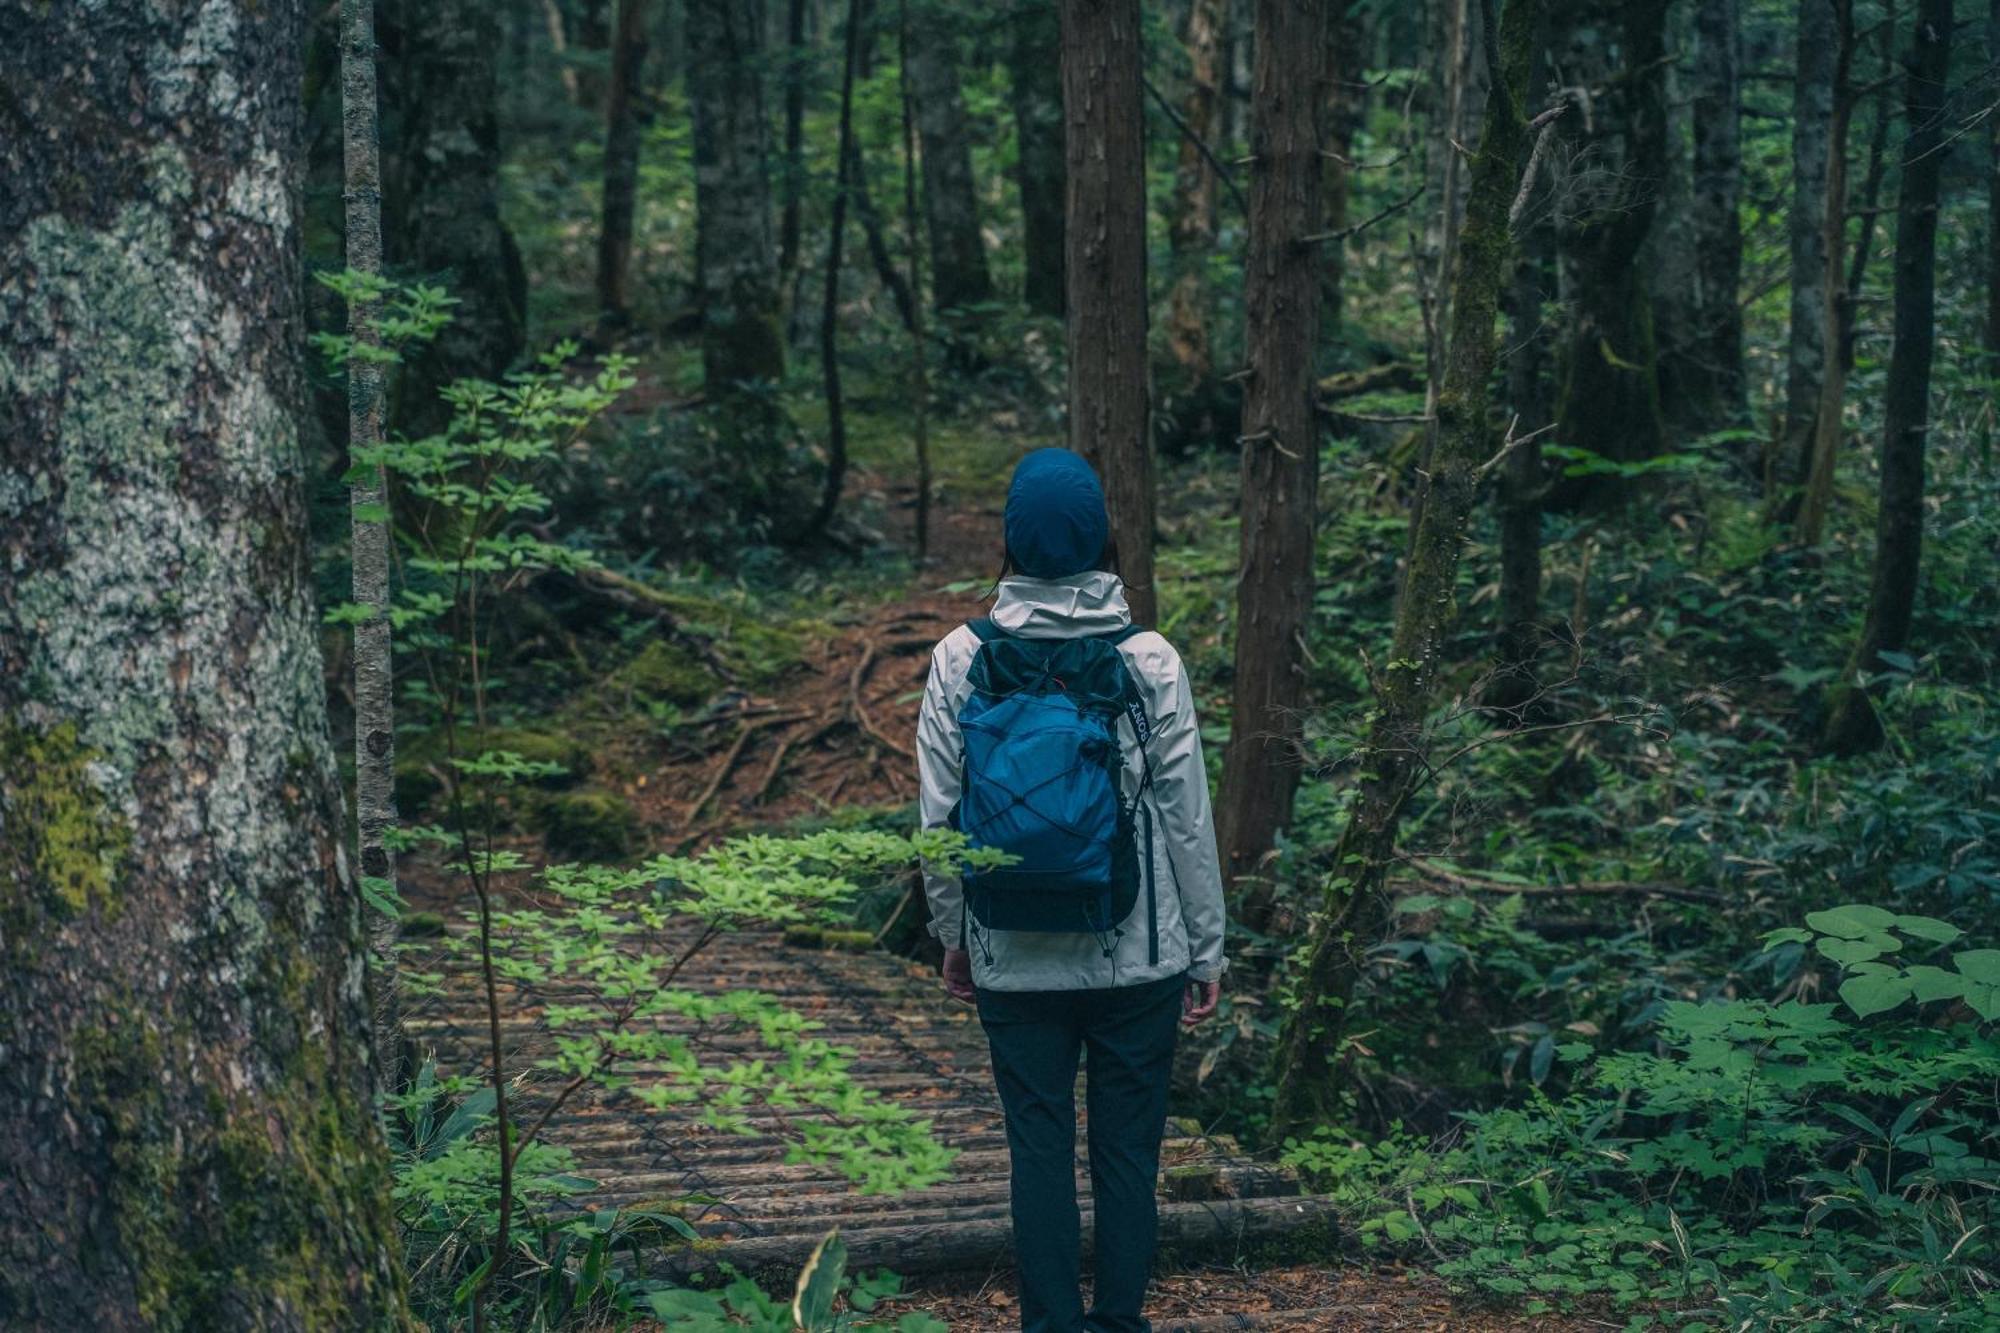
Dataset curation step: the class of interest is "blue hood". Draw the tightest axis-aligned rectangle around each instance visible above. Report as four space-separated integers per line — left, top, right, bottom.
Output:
1004 447 1109 579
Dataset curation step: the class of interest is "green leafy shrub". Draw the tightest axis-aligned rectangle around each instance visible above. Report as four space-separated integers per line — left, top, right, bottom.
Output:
1286 906 2000 1328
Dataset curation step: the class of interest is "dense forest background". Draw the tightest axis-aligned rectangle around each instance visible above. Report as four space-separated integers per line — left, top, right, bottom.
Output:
3 0 1998 1328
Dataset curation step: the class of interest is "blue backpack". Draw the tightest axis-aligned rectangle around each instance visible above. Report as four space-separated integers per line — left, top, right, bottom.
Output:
952 618 1157 958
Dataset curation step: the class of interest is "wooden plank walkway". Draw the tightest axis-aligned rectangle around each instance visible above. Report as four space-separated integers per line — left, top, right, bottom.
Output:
406 924 1338 1281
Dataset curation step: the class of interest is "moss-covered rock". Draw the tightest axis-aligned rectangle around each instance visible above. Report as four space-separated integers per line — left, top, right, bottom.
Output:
609 639 719 708
393 724 591 814
532 789 640 862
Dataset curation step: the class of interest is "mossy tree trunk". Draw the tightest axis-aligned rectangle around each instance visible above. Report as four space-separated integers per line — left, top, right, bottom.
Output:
379 0 528 436
1548 0 1670 502
687 0 787 402
1776 0 1837 516
1216 0 1326 927
1165 0 1227 384
340 0 407 1095
1269 0 1545 1142
1062 0 1157 625
1007 0 1068 317
1822 0 1952 756
0 2 409 1325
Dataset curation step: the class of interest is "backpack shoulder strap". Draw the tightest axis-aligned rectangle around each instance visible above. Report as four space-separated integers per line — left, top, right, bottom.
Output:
967 618 1006 643
1106 623 1148 645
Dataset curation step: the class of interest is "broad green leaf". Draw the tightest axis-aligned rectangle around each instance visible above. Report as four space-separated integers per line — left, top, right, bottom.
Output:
1816 935 1896 968
1838 971 1914 1019
1905 965 1966 1004
1952 949 2000 986
1893 914 1963 945
1805 905 1899 939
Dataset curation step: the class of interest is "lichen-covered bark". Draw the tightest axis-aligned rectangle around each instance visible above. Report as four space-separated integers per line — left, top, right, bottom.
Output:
0 3 409 1327
341 0 407 1093
1216 0 1326 925
1270 0 1544 1141
379 0 529 434
1166 0 1227 382
1778 0 1836 511
1549 0 1670 499
1823 0 1952 755
687 0 786 398
908 1 995 320
1062 0 1157 625
1007 0 1068 317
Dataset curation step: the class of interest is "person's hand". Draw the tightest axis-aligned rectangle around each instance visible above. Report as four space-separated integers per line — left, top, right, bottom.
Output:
1182 977 1220 1027
941 947 976 1003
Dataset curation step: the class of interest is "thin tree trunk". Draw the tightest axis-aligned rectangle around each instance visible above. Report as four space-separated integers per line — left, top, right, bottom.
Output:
778 0 809 283
902 0 934 559
0 2 409 1321
1797 0 1858 543
1775 0 1837 513
596 0 650 326
1216 0 1326 925
1008 0 1068 316
1270 0 1546 1141
1493 23 1555 706
1062 0 1156 626
907 2 993 318
813 0 863 533
1166 0 1226 381
1822 0 1952 755
847 135 921 334
341 0 406 1097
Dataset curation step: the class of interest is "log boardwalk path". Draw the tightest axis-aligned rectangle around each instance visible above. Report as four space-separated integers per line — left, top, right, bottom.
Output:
408 922 1339 1283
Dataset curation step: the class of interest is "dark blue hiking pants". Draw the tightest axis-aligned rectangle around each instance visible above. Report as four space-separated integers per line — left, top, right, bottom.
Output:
977 972 1185 1333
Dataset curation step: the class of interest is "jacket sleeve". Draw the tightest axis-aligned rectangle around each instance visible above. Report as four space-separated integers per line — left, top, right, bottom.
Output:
1150 651 1229 983
915 639 965 947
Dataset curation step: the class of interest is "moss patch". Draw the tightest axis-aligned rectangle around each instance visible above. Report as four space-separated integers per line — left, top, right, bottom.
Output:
608 639 719 708
0 719 130 925
532 789 640 862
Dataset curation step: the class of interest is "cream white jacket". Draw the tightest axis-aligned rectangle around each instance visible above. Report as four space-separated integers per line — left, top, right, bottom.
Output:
915 571 1229 991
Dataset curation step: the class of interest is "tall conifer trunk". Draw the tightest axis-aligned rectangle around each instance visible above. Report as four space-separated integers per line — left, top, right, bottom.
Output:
907 2 994 321
0 2 408 1322
1062 0 1156 625
1216 0 1326 922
